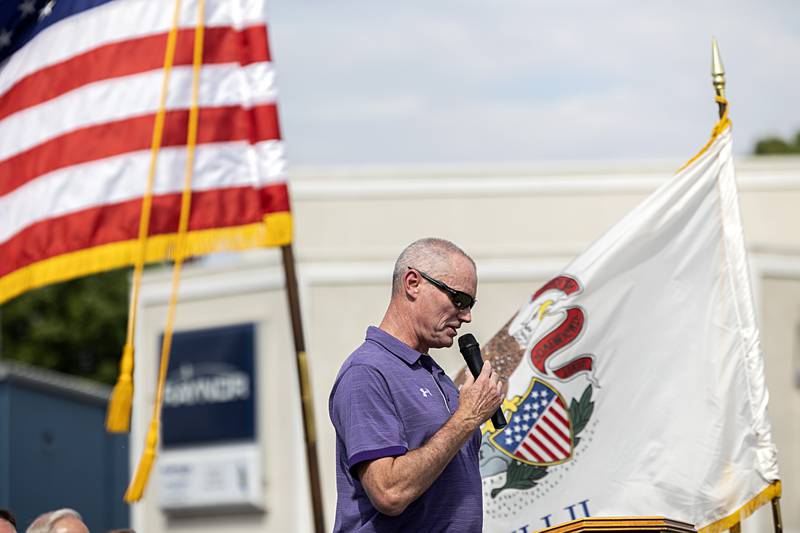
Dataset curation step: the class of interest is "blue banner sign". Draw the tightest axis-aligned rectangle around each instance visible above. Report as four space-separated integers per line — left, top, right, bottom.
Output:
162 323 256 447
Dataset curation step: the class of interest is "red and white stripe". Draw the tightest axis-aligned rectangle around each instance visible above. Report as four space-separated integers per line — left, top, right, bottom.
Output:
1 0 269 96
514 396 572 464
0 0 289 278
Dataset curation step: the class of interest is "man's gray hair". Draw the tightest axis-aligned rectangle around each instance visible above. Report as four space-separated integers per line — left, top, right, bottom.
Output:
25 509 83 533
391 238 475 295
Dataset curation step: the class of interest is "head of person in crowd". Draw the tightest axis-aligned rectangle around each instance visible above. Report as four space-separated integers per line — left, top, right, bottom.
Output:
25 509 88 533
0 508 17 533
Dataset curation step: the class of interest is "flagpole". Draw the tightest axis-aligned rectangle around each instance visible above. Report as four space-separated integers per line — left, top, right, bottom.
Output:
711 38 727 119
281 243 326 533
711 38 783 533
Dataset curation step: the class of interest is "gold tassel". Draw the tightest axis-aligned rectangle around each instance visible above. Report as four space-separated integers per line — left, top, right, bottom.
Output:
106 342 134 432
121 0 206 503
124 419 159 502
103 0 183 437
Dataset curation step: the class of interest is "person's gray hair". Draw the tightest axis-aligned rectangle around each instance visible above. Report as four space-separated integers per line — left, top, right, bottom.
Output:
25 509 83 533
391 238 475 295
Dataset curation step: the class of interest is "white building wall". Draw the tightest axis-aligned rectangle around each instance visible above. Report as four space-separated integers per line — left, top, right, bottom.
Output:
133 157 800 532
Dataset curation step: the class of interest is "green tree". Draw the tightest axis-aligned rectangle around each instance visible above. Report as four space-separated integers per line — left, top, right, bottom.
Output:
754 131 800 155
0 268 130 384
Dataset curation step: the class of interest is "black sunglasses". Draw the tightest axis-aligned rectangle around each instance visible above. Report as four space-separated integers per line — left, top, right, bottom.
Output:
409 267 476 310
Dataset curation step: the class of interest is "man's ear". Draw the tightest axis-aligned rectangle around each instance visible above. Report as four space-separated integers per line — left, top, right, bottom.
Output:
404 268 421 300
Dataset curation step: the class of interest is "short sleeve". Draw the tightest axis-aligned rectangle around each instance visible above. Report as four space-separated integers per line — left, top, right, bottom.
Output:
330 364 408 473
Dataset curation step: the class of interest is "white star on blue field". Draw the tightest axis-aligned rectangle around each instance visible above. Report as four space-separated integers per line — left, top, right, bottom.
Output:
499 383 561 451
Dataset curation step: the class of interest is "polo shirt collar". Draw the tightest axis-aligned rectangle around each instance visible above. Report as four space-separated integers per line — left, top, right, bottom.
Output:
365 326 425 367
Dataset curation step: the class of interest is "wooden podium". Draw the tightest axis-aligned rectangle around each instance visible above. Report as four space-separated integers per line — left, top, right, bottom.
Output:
540 517 696 533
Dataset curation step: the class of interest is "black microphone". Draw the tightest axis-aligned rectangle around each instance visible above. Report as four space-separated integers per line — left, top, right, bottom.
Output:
458 334 507 430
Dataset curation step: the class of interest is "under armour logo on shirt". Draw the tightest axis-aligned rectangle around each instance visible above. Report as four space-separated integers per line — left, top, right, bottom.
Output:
420 387 432 398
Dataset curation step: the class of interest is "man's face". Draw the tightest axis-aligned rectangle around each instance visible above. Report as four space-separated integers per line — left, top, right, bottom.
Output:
414 253 477 352
0 519 15 533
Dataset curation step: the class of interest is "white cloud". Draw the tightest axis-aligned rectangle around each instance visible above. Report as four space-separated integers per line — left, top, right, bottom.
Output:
266 0 800 165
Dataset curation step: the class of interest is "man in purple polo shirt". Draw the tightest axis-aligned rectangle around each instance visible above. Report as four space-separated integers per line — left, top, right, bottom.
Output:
329 238 504 532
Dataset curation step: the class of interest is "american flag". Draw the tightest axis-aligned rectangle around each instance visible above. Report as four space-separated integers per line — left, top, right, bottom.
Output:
0 0 291 304
491 379 573 465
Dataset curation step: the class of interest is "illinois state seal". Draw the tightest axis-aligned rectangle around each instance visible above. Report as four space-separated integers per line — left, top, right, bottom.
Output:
474 275 597 499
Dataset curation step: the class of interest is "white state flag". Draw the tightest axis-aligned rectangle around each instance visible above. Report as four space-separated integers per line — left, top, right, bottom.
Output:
477 123 780 533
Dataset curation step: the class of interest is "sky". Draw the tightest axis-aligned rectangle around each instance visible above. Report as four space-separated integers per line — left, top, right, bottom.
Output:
265 0 800 167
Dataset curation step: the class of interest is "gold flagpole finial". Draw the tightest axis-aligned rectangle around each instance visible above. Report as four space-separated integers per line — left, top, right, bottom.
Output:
711 37 727 118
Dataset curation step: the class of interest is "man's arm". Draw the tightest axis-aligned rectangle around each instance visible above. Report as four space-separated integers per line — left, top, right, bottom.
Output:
358 361 503 516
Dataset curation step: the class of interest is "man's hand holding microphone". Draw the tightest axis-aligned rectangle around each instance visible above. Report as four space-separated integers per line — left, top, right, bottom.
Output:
456 334 507 431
